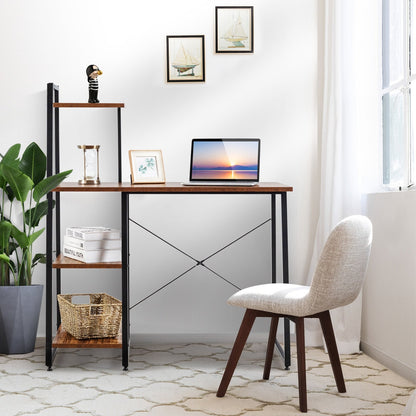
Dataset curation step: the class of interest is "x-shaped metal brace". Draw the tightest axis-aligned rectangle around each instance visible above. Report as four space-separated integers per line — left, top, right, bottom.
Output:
129 217 271 310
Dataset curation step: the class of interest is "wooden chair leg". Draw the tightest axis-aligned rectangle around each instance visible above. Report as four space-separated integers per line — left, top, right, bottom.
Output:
217 309 257 397
319 310 346 393
263 316 279 380
295 317 307 413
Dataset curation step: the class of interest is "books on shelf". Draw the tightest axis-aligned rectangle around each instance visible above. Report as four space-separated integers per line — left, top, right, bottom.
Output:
62 245 121 263
66 226 121 241
64 235 121 251
63 226 121 263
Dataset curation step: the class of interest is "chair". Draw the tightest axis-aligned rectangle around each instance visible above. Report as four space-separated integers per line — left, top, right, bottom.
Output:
216 215 372 413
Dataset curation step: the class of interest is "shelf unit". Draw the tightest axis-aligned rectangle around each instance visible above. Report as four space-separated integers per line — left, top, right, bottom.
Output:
46 83 126 369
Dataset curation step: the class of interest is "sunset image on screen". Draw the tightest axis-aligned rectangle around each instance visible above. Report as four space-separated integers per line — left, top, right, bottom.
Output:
191 140 259 180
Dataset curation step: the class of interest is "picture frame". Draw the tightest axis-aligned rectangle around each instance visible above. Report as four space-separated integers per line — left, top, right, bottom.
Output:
166 35 205 82
215 6 254 53
128 150 166 184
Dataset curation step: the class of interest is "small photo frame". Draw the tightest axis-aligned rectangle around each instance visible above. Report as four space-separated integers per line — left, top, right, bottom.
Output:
129 150 166 184
215 6 254 53
166 35 205 82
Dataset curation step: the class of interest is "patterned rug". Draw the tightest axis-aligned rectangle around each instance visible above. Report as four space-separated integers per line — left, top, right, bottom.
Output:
0 340 414 416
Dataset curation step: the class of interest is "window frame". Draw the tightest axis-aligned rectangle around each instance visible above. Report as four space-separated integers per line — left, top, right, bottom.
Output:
382 0 415 187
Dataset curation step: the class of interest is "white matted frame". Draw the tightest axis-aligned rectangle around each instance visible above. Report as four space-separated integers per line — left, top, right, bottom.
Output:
128 150 166 184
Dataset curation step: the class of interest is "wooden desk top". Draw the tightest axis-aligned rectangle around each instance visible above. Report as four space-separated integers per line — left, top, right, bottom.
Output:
53 182 293 193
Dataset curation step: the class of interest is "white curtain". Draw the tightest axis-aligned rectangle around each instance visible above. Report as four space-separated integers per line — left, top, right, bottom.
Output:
305 0 381 353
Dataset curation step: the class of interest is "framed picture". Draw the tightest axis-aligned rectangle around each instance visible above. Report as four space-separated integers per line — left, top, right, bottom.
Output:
215 6 254 53
128 150 166 184
166 35 205 82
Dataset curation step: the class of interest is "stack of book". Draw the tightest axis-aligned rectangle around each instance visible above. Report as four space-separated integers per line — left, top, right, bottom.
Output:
62 227 122 263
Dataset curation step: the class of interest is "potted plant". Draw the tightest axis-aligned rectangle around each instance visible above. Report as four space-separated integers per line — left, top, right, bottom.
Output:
0 142 71 354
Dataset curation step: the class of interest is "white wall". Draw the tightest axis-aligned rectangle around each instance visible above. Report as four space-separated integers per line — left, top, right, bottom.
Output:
362 192 416 382
0 0 319 338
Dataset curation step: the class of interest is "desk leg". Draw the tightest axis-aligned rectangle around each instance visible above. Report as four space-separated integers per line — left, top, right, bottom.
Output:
122 192 130 370
281 192 291 369
271 195 277 284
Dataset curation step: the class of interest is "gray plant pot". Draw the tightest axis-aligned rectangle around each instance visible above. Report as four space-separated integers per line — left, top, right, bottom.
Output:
0 284 43 354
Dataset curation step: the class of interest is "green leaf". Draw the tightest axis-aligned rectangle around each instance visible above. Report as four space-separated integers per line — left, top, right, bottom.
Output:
5 185 15 202
11 225 29 248
0 221 12 252
2 165 33 202
25 200 53 227
33 169 72 202
32 253 46 266
0 253 10 263
19 142 46 185
0 144 21 191
1 144 21 166
28 228 44 245
0 173 6 190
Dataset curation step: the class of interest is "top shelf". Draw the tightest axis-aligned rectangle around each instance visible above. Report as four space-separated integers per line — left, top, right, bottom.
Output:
53 103 125 108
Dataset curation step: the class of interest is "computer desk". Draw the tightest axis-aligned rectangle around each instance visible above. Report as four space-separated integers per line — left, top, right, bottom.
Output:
120 181 293 370
51 182 293 370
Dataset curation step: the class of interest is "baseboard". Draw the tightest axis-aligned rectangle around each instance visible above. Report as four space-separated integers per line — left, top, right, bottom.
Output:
360 340 416 384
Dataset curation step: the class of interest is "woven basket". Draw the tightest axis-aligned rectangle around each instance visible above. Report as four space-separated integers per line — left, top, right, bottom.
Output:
57 293 122 339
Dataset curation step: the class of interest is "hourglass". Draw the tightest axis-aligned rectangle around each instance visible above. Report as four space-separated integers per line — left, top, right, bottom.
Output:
78 145 100 185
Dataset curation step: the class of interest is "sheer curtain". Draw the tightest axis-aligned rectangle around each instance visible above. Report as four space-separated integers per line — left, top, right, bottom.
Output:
305 0 381 353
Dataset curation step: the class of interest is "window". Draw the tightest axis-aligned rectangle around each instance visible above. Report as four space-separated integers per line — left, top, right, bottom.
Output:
382 0 416 187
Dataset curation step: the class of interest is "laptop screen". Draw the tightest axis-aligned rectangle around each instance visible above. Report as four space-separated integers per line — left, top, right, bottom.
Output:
189 139 260 182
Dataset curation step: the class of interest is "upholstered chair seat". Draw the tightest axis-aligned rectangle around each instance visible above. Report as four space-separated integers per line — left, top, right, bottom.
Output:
228 283 311 317
217 215 373 413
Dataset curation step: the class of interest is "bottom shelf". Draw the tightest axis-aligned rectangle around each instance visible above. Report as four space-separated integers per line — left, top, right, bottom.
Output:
52 325 122 348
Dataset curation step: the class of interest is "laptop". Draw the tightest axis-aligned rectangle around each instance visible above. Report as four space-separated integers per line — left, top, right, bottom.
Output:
182 138 260 186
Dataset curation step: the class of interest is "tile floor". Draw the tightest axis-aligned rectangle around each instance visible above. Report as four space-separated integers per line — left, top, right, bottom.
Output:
0 340 414 416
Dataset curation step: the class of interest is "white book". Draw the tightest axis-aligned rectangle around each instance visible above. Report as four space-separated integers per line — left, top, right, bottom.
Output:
62 245 121 263
64 235 121 251
66 226 121 241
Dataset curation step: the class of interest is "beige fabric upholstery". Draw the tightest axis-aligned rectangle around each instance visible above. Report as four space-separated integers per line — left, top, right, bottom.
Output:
228 216 372 317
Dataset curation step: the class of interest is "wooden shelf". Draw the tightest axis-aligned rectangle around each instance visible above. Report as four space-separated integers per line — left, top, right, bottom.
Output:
53 103 124 108
53 254 122 269
52 325 122 348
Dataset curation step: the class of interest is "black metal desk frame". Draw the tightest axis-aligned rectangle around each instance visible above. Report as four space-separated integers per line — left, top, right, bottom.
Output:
120 187 291 370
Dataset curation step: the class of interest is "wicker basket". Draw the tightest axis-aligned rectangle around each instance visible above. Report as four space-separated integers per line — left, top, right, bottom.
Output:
57 293 122 339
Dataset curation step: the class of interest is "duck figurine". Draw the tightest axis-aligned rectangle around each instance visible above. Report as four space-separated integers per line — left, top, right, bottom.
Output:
86 64 103 103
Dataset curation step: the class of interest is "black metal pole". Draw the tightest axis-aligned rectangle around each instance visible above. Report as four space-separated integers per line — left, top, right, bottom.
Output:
56 193 61 329
271 194 276 284
281 192 289 284
118 108 122 183
281 192 291 369
121 192 130 370
54 88 62 328
45 83 54 369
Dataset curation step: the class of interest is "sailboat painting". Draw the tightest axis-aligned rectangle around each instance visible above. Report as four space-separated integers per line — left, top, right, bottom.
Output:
167 35 205 82
216 6 253 53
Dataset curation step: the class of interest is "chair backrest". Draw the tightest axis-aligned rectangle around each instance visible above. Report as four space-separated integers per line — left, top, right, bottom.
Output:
307 215 372 315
